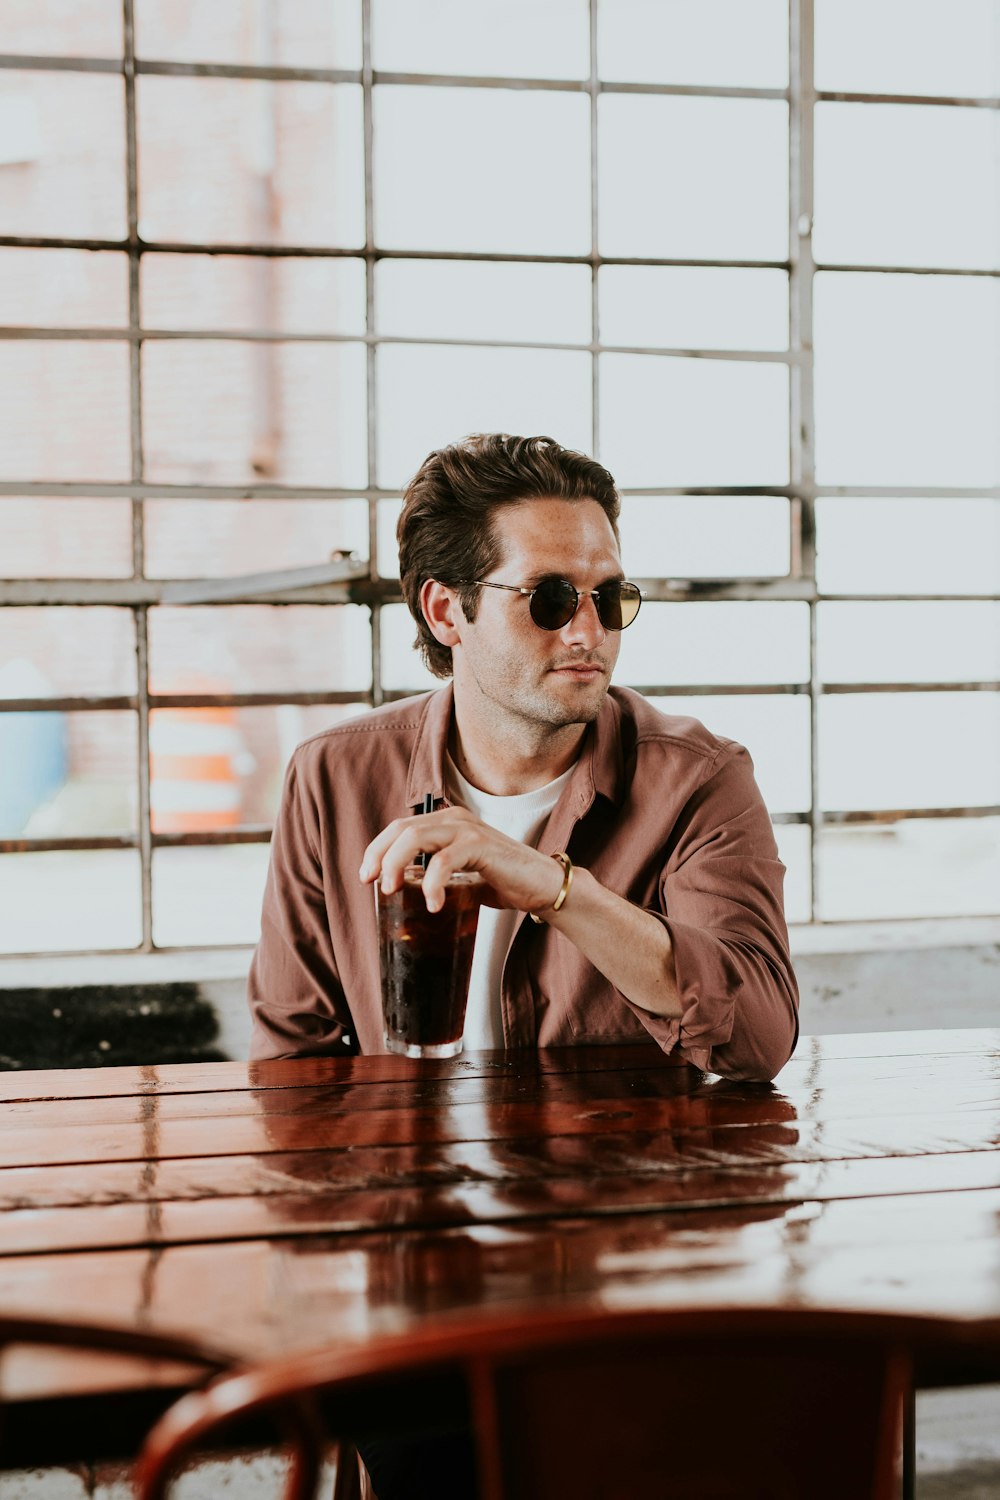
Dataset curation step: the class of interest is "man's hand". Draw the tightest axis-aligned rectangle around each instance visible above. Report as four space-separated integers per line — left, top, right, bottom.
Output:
361 807 681 1020
359 807 564 916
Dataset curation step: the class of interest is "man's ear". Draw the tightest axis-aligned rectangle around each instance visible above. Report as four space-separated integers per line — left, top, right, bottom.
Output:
420 579 463 650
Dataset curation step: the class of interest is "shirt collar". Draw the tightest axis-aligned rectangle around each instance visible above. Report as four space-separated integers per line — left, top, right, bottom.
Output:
405 684 454 811
406 682 625 814
588 687 626 806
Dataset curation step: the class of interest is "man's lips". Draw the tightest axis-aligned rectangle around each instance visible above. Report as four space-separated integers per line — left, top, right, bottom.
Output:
550 662 607 679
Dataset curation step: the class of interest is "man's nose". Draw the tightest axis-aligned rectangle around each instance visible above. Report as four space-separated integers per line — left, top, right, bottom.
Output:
561 592 606 648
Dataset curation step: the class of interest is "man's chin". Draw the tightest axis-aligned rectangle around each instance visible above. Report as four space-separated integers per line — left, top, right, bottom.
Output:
540 683 609 727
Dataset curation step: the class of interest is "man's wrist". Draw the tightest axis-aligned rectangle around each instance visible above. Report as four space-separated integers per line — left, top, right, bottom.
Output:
529 851 574 925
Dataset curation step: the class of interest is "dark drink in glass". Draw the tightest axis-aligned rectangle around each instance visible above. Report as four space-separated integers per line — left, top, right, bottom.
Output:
376 867 482 1058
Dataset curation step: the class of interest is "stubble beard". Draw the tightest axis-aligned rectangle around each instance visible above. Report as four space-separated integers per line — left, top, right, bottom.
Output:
503 668 612 734
459 643 614 742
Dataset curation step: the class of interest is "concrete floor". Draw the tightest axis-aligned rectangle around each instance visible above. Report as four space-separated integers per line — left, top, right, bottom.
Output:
918 1469 1000 1500
915 1385 1000 1497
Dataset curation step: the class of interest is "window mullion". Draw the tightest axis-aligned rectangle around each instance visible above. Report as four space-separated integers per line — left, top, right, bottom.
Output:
790 0 818 920
122 0 153 949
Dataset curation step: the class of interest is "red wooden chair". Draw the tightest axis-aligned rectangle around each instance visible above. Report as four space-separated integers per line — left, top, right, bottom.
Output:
130 1303 1000 1500
0 1311 362 1498
0 1312 227 1362
0 1313 230 1470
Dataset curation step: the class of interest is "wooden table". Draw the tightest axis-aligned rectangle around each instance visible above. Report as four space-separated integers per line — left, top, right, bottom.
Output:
1 1028 999 1470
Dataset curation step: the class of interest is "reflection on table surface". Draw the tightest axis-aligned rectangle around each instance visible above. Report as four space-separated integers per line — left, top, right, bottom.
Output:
0 1030 998 1399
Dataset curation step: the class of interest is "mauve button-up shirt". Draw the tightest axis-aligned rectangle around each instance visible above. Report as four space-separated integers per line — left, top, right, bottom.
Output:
247 684 799 1081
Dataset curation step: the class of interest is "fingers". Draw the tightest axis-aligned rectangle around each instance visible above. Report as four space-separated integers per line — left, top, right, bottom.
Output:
418 850 465 913
359 809 476 903
358 817 417 885
359 809 562 916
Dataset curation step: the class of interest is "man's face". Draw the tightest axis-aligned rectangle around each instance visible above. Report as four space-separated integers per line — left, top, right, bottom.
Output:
450 496 624 732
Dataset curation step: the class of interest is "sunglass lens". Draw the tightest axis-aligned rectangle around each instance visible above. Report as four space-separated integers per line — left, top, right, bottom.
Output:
597 582 642 631
530 579 578 630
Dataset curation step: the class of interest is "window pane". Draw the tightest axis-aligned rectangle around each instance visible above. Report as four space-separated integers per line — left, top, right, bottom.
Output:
814 274 1000 487
599 0 788 87
0 73 125 237
0 250 127 328
600 355 789 489
144 499 368 578
0 500 133 579
651 695 811 813
1 711 64 838
616 603 810 686
380 604 442 693
815 0 1000 97
819 819 1000 921
814 103 1000 270
372 0 589 79
374 87 591 255
5 1 122 55
150 703 364 834
819 693 1000 810
619 497 790 579
600 268 788 352
817 499 1000 596
0 712 136 839
147 605 372 695
0 851 141 954
376 345 593 490
599 97 788 260
376 260 592 345
142 341 368 488
135 0 362 69
153 845 270 947
0 609 136 699
142 255 366 335
818 602 1000 684
137 79 364 247
775 823 811 925
0 342 131 484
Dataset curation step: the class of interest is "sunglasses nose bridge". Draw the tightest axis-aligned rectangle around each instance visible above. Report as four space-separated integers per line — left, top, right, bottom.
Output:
559 587 606 641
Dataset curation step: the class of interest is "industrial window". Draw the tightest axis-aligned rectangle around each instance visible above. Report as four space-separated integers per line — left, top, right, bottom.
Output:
1 0 998 956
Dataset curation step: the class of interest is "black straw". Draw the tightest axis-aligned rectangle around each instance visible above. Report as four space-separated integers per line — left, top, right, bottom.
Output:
417 791 433 868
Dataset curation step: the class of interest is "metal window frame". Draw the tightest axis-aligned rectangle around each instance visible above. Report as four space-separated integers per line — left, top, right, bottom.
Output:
1 0 998 954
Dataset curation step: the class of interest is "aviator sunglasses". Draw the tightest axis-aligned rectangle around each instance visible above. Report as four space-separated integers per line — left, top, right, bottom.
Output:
456 577 643 632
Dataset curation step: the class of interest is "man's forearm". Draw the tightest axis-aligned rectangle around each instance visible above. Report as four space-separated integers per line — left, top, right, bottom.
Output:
541 865 682 1020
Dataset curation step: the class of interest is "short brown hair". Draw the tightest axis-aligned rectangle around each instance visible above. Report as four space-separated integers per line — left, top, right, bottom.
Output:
397 433 621 679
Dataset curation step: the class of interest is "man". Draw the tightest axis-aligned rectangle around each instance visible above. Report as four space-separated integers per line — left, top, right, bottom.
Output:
249 432 798 1081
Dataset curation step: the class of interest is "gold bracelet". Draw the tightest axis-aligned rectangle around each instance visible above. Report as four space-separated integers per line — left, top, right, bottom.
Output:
529 851 574 925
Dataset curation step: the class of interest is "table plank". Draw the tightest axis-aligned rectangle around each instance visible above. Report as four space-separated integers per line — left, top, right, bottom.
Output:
4 1149 1000 1256
0 1058 707 1129
0 1044 687 1103
2 1047 999 1132
3 1189 1000 1384
3 1068 998 1170
0 1028 996 1105
3 1107 998 1213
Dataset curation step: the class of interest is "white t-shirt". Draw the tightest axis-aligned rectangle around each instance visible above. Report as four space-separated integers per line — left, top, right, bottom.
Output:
446 753 573 1050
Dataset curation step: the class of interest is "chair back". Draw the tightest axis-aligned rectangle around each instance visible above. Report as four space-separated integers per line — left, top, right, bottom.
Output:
134 1303 1000 1500
0 1314 230 1471
0 1313 229 1366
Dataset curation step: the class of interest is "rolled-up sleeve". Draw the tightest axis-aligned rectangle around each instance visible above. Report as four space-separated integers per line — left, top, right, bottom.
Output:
247 755 355 1060
634 745 799 1081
